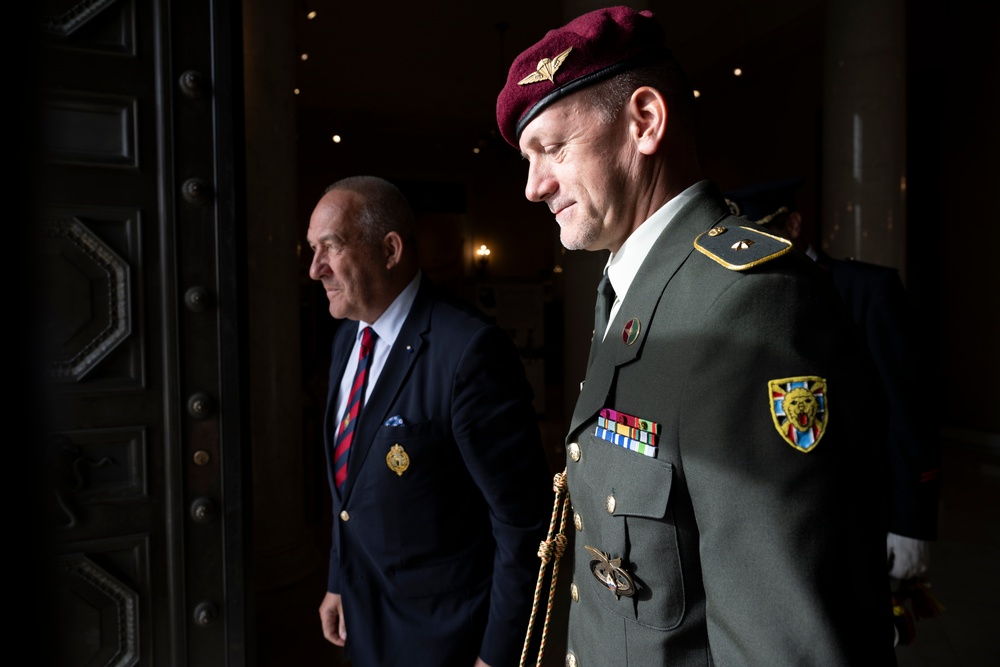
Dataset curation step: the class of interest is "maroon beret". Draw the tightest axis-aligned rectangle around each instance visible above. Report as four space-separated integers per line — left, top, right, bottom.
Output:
496 6 669 147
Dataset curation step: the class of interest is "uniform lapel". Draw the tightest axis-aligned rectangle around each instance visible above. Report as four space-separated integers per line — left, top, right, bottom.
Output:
569 186 732 436
340 278 431 498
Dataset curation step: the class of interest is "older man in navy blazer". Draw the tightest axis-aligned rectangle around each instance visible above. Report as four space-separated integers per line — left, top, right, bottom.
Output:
308 175 551 667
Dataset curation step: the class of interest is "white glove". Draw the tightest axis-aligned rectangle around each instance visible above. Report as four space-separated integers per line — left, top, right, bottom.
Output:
887 532 930 580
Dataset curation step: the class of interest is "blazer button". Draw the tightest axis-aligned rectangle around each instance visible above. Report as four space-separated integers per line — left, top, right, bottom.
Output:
573 512 583 532
339 510 350 522
570 582 579 602
568 442 581 462
605 495 616 514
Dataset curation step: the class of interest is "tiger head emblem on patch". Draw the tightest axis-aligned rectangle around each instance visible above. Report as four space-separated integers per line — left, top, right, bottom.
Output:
769 376 827 452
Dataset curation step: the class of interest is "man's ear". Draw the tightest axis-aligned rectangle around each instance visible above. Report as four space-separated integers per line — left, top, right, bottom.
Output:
626 86 668 156
786 211 803 241
383 231 404 269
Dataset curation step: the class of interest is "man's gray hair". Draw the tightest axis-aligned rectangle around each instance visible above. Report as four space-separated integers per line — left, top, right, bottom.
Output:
324 175 417 247
584 57 696 128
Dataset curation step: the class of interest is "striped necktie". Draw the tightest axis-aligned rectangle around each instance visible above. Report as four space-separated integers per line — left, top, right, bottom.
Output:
333 326 376 489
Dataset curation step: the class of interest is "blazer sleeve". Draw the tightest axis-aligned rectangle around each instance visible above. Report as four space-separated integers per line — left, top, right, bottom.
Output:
857 268 941 539
449 324 551 667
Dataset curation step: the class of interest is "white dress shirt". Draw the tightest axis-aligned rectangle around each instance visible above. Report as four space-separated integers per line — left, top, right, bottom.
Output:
601 180 714 340
333 272 422 425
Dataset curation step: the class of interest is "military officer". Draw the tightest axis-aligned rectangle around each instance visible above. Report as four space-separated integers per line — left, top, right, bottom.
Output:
497 6 897 665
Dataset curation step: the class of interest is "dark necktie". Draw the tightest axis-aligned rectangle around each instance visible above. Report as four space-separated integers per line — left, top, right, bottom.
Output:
333 326 376 489
594 272 616 340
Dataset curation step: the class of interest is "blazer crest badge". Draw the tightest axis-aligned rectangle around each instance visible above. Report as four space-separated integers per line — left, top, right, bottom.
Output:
768 376 828 452
386 443 410 476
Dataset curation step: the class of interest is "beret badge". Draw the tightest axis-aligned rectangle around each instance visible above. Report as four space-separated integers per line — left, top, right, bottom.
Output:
517 46 573 85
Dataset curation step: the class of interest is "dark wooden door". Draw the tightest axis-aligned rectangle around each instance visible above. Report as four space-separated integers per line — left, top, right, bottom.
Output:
36 0 248 664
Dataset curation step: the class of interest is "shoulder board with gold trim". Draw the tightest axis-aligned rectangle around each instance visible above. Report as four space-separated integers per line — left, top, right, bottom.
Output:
693 225 792 271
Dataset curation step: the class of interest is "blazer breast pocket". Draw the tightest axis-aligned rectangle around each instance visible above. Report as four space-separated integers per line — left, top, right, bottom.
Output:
372 419 443 480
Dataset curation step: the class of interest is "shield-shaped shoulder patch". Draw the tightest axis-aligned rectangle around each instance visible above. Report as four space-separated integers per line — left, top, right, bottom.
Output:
768 376 828 453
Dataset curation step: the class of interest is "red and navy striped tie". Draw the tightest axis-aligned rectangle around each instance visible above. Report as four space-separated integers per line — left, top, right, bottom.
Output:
333 326 376 489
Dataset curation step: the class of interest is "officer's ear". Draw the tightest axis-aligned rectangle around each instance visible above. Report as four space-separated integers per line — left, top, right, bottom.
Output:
627 86 667 156
785 211 803 241
382 231 404 270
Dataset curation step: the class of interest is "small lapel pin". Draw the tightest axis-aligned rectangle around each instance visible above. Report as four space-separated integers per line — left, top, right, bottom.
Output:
622 318 641 345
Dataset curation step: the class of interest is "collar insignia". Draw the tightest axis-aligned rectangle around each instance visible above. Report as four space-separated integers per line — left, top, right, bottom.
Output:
622 318 641 345
517 46 573 85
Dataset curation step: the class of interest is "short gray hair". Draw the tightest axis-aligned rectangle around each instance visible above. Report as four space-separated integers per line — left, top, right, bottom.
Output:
324 176 416 247
584 57 696 128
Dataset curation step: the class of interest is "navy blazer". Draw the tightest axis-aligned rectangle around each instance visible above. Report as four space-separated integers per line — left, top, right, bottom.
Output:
324 275 551 667
818 251 940 539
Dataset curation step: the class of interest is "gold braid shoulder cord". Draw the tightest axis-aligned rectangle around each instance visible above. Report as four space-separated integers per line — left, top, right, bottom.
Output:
519 468 570 667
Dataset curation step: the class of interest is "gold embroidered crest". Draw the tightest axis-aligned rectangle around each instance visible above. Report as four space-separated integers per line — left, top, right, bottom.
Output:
386 443 410 476
517 47 573 85
768 376 828 453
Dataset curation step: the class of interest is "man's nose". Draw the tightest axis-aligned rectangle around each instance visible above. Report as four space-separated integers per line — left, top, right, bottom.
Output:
308 250 328 281
524 160 555 203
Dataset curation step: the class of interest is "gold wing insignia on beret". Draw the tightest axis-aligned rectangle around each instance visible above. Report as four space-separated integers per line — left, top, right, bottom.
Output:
518 46 573 85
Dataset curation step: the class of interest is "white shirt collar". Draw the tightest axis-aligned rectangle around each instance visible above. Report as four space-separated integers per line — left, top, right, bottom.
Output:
356 271 421 346
601 180 712 338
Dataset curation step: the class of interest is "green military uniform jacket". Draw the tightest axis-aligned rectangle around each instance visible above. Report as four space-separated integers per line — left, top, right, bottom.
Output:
564 184 896 666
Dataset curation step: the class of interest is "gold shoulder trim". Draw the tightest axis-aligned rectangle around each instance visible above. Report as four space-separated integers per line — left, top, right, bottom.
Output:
693 225 792 271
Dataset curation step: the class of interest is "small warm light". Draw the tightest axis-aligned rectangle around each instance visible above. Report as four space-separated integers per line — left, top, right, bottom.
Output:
553 264 564 274
300 53 309 61
307 10 317 19
733 67 742 76
476 244 491 258
332 135 342 143
472 147 481 154
692 89 701 98
293 88 300 95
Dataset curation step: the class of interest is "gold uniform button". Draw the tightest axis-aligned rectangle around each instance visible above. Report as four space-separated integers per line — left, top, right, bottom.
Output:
605 495 616 514
573 512 583 531
570 582 579 602
566 652 578 667
568 442 581 462
339 510 350 522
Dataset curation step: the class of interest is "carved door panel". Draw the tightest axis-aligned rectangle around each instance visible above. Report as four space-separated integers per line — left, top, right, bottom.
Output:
37 0 246 664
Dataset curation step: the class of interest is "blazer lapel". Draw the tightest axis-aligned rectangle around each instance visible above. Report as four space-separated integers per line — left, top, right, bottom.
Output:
570 186 732 435
325 325 355 497
340 278 431 498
